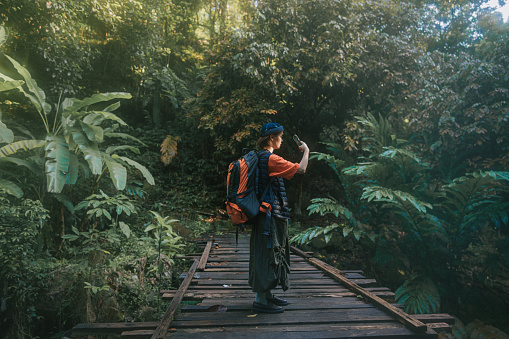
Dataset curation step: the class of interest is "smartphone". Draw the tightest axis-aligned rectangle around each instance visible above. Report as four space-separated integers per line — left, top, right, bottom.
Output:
293 134 302 146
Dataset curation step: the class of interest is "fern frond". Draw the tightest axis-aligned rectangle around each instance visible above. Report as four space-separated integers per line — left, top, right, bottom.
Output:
362 185 432 213
380 147 423 164
343 162 378 176
310 152 345 178
395 275 440 314
355 113 402 149
441 171 509 235
491 171 509 181
290 225 330 245
290 222 368 246
307 198 357 226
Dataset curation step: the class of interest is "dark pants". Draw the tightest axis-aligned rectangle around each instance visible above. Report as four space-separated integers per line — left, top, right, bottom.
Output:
248 213 291 293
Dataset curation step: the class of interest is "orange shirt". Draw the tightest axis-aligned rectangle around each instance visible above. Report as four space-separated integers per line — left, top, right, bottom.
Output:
268 154 299 180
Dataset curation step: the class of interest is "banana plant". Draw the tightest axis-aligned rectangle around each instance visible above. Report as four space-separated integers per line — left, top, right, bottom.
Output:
0 52 154 196
0 71 40 197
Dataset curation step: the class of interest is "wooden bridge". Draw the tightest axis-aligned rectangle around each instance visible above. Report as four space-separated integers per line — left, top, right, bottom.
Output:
72 232 454 338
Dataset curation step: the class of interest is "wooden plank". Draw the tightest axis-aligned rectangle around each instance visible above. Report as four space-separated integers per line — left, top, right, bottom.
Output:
187 272 336 280
199 278 376 287
203 267 315 272
162 290 396 302
167 323 437 339
197 241 213 271
290 245 428 333
183 301 377 312
195 296 366 306
426 323 452 333
71 322 158 336
193 278 343 286
187 278 378 289
151 259 199 339
203 270 367 278
413 314 455 325
170 308 422 328
121 329 155 338
162 286 392 295
206 260 311 266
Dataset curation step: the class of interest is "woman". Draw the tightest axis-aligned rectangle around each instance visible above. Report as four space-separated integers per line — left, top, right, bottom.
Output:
249 122 309 314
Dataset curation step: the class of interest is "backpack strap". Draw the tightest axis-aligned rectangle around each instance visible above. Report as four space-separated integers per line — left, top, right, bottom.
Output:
235 182 272 251
257 149 275 249
259 181 274 248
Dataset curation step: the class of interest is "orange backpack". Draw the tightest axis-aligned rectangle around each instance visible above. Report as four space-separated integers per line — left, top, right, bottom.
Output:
226 150 271 224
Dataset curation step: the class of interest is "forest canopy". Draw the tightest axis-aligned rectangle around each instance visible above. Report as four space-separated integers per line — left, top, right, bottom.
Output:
0 0 508 337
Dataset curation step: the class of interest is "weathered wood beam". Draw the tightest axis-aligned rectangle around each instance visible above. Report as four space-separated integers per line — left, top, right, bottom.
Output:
150 259 199 339
72 322 158 336
290 245 429 334
197 240 213 271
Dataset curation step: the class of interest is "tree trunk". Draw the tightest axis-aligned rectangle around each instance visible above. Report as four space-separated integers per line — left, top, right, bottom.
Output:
152 88 161 128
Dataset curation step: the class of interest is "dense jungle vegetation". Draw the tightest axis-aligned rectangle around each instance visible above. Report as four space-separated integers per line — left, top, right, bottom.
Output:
0 0 508 337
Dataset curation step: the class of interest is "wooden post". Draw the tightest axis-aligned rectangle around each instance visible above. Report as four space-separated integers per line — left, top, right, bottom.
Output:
151 259 199 339
290 245 429 334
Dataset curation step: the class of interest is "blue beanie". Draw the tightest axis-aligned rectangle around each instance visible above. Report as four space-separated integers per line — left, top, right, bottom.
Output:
260 122 284 137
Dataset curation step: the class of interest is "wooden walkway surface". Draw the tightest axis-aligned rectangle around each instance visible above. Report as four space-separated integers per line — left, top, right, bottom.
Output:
72 232 453 338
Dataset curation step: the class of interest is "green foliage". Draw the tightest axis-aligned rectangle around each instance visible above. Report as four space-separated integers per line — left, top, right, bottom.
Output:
83 281 110 295
361 186 432 213
0 197 48 272
439 171 509 252
0 197 52 336
75 190 137 238
0 48 154 195
306 112 509 317
0 26 7 47
290 223 343 245
395 275 441 314
143 211 185 278
0 0 508 335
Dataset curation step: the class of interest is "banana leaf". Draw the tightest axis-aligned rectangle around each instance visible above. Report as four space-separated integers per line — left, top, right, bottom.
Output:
45 135 70 193
53 193 75 213
63 92 131 114
0 157 37 172
104 132 147 146
0 178 23 197
0 139 45 157
114 155 155 185
105 145 140 155
84 111 127 126
104 155 127 190
5 55 51 115
0 26 7 46
80 121 104 142
66 153 79 185
0 121 14 143
71 130 102 174
0 80 24 92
